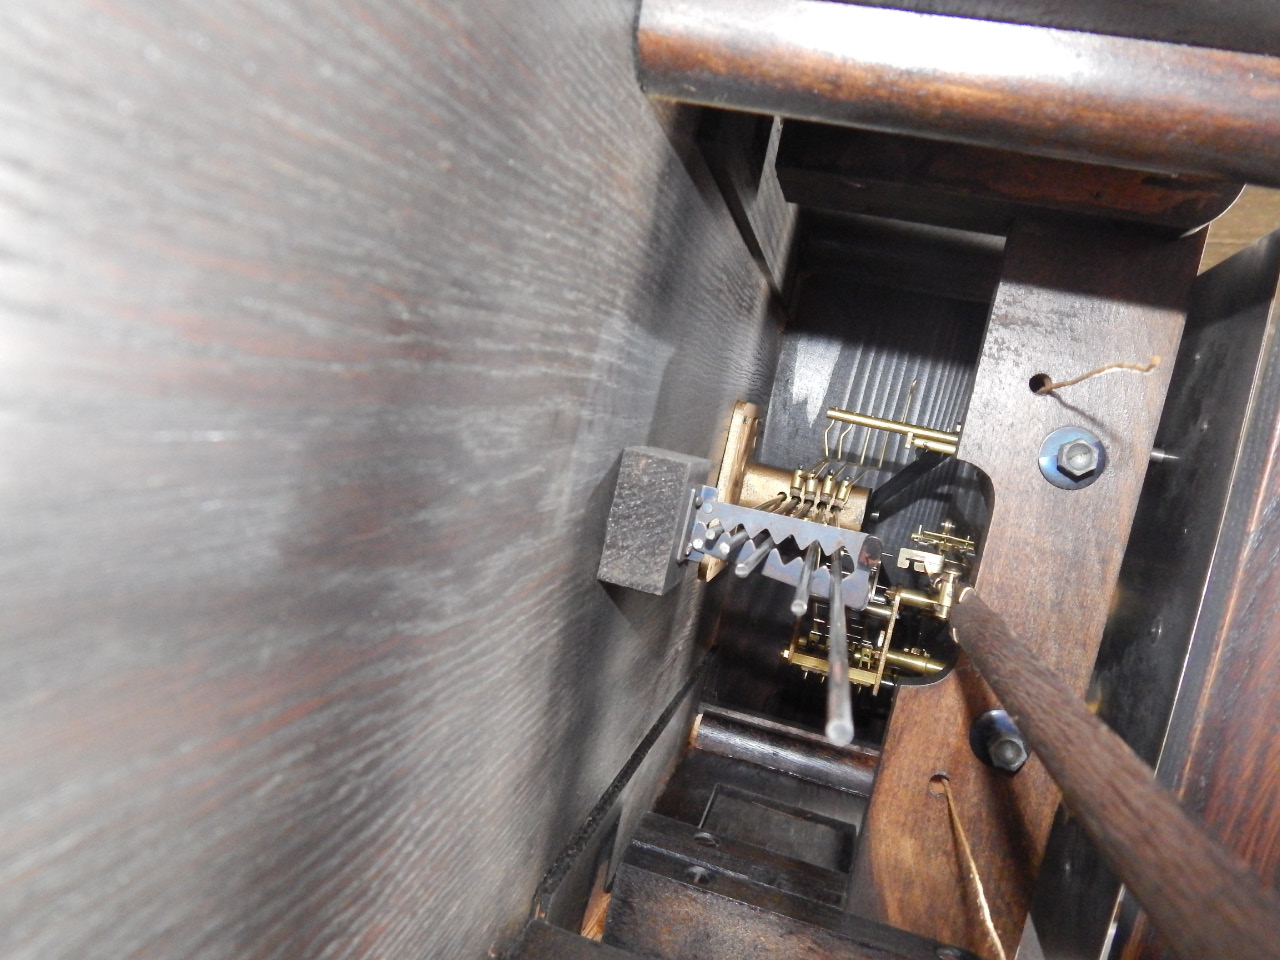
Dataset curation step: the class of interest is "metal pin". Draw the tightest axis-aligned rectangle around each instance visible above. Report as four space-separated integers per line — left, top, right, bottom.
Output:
795 474 820 520
814 475 836 524
754 492 788 511
873 379 920 470
692 518 722 552
734 536 774 577
835 423 854 461
781 469 806 515
856 428 872 468
717 526 751 558
825 548 854 745
792 543 821 617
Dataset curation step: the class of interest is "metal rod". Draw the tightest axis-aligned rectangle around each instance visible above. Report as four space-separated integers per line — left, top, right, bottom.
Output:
785 645 946 678
694 706 878 796
883 648 945 675
875 381 917 471
754 492 787 511
825 407 959 449
690 518 721 552
734 536 774 577
791 542 820 616
825 549 854 746
636 0 1280 188
716 526 751 558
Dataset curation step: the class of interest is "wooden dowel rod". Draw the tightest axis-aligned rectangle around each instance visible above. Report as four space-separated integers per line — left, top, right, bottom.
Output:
636 0 1280 187
951 589 1280 960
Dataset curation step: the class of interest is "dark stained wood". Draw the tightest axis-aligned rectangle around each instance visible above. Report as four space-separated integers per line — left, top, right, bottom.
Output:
637 0 1280 187
653 749 868 837
1034 219 1280 959
796 212 1004 305
698 112 798 296
950 591 1280 960
0 3 783 959
776 123 1243 234
849 220 1205 958
512 921 644 960
1114 233 1280 958
827 0 1280 59
606 847 968 960
633 812 849 906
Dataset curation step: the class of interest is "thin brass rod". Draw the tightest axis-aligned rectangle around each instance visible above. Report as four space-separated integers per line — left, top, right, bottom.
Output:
826 407 959 453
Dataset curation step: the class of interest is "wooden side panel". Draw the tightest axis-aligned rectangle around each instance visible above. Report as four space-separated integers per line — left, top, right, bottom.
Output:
850 221 1204 958
699 113 798 295
0 4 780 959
1118 234 1280 958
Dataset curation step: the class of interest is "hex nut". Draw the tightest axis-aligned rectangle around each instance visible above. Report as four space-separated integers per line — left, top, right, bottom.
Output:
989 735 1029 773
1057 439 1099 479
970 708 1030 774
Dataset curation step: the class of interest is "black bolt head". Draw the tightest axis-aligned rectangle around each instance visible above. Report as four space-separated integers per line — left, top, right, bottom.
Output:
990 735 1029 773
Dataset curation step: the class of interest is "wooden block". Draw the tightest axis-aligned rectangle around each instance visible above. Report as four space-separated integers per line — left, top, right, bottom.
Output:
598 446 712 595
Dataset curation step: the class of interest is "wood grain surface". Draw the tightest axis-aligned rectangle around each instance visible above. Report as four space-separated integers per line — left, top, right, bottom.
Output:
637 0 1280 187
776 122 1243 235
825 0 1280 59
1116 232 1280 958
1202 186 1280 272
0 3 782 959
848 220 1204 958
1031 217 1280 960
951 592 1280 960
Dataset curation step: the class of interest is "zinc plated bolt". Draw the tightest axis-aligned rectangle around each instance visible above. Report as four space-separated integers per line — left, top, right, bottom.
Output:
1057 438 1099 479
1039 427 1107 490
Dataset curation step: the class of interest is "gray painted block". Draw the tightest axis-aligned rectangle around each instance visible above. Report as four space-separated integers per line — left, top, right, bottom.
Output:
598 447 712 595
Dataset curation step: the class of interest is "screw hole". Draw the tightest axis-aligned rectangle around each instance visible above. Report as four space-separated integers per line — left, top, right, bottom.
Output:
1029 373 1052 394
684 866 714 886
928 773 949 796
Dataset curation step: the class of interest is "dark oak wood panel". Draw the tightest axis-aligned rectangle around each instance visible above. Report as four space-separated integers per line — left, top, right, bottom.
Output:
1116 233 1280 958
951 592 1280 960
698 112 797 296
607 848 961 960
1033 222 1280 960
776 123 1243 235
849 221 1204 958
0 3 781 959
